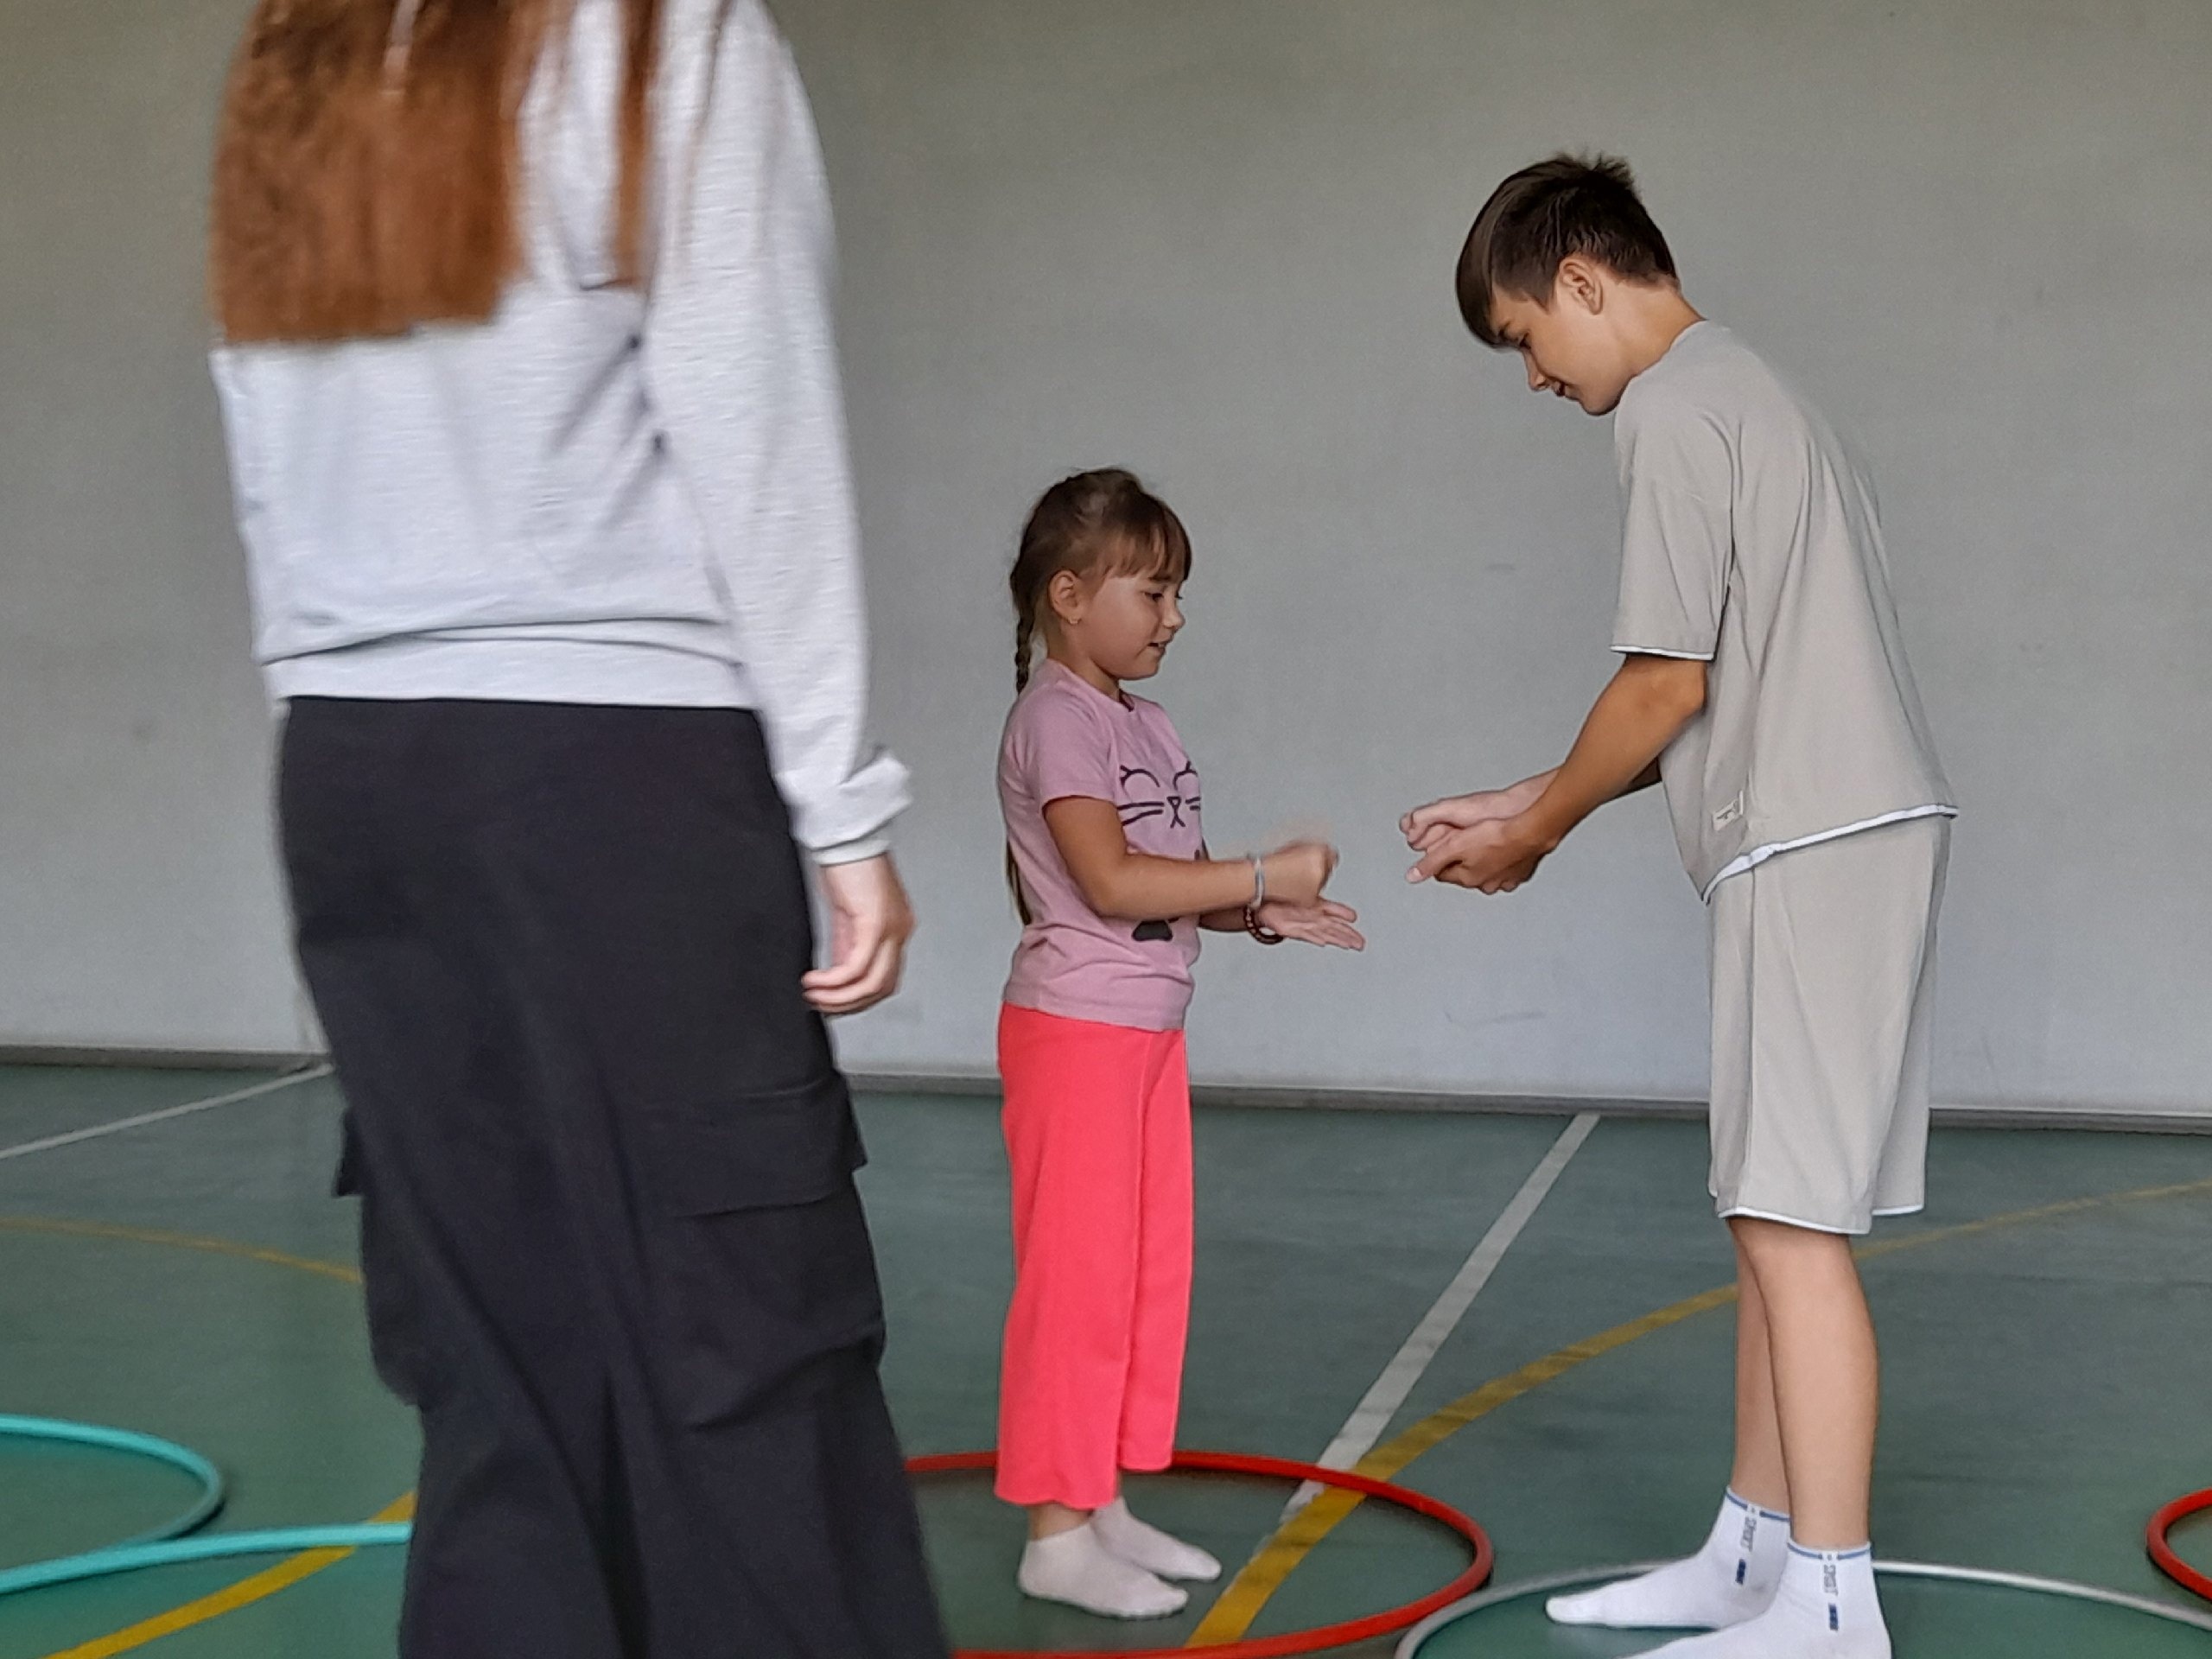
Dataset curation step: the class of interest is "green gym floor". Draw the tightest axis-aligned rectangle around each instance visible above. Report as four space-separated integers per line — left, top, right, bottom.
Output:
3 1064 2210 1659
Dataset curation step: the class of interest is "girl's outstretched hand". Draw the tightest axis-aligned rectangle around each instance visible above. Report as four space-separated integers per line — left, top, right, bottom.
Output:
1261 840 1338 908
1253 898 1365 951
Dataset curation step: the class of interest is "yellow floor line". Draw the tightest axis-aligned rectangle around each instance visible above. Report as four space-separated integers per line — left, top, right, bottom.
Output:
0 1216 362 1287
40 1496 416 1659
1185 1173 2212 1646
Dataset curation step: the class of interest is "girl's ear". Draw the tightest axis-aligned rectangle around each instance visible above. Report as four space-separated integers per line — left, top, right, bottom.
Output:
1046 567 1089 626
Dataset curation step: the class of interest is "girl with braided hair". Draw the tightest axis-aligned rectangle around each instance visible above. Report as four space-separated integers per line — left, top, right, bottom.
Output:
991 469 1363 1618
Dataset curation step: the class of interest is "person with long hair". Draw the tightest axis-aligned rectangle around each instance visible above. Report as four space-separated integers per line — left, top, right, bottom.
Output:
208 3 948 1654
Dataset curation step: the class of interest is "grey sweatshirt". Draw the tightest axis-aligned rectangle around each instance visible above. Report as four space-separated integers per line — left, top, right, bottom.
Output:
210 0 907 861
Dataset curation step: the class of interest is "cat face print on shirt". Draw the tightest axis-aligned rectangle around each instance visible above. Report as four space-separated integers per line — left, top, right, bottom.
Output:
1121 765 1201 943
1117 765 1200 831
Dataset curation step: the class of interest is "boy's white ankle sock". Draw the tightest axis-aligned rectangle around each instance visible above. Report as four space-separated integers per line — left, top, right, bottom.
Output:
1547 1490 1789 1630
1093 1497 1222 1582
1018 1522 1189 1619
1628 1541 1890 1659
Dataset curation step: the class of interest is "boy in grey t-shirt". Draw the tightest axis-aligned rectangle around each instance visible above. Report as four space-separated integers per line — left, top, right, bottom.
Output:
1403 155 1952 1659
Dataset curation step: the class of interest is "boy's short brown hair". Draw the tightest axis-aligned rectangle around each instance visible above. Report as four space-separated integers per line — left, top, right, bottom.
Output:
1457 154 1678 347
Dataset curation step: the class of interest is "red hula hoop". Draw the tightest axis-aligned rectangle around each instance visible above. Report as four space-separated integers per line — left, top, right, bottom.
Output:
2147 1487 2212 1604
906 1448 1494 1659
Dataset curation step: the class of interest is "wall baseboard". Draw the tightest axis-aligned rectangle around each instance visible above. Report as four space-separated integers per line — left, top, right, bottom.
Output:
0 1046 320 1072
3 1049 2204 1135
847 1071 2212 1136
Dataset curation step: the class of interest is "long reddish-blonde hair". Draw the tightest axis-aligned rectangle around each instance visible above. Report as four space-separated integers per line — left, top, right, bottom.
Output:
210 0 661 343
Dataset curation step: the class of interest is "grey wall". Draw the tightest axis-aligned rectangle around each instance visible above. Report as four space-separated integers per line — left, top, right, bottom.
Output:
3 0 2206 1116
1 0 309 1055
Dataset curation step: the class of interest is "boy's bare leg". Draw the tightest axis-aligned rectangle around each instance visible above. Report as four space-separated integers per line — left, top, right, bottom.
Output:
1626 1223 1891 1656
1730 1217 1876 1548
1728 1240 1790 1516
1547 1239 1796 1631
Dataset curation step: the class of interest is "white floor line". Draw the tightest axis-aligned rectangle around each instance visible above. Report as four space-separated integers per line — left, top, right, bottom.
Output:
1285 1111 1600 1512
0 1066 333 1165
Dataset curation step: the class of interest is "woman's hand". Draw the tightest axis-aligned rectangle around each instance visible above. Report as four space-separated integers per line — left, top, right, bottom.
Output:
1253 898 1365 950
803 855 915 1014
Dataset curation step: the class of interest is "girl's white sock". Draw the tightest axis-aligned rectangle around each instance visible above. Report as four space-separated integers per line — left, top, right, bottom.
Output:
1017 1521 1189 1619
1547 1490 1789 1630
1628 1541 1890 1659
1093 1496 1222 1582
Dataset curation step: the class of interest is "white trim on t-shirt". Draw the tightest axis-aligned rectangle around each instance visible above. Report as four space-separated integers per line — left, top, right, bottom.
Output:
1611 644 1718 661
1700 804 1957 903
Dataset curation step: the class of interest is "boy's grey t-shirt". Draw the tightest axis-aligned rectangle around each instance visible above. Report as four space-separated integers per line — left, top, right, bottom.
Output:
1611 321 1954 899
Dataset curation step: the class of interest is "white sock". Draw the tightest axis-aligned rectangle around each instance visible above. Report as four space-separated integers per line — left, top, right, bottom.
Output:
1547 1490 1789 1630
1017 1522 1189 1619
1093 1496 1222 1582
1627 1541 1889 1659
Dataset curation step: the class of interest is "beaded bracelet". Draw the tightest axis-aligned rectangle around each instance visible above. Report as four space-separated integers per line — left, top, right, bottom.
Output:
1245 856 1284 945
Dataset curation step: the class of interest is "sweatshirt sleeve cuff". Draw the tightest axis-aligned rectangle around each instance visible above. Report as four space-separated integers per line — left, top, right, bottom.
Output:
810 833 892 867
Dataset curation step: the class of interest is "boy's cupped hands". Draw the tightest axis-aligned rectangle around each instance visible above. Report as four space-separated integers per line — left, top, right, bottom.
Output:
1400 775 1557 894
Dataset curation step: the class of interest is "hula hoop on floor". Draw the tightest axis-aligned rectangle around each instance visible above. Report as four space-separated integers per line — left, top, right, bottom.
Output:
2148 1488 2212 1603
0 1414 407 1599
906 1448 1493 1659
1391 1557 2212 1656
0 1421 1495 1643
0 1414 226 1553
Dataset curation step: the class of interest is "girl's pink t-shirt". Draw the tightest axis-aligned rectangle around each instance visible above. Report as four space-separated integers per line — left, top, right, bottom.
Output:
999 659 1206 1032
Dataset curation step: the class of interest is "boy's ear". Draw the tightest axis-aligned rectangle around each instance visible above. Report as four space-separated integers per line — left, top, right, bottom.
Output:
1556 253 1605 315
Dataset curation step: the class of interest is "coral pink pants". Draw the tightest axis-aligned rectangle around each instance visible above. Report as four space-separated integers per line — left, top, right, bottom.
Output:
995 1003 1194 1510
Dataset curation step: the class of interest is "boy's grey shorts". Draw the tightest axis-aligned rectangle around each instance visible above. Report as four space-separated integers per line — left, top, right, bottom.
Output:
1707 816 1951 1236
